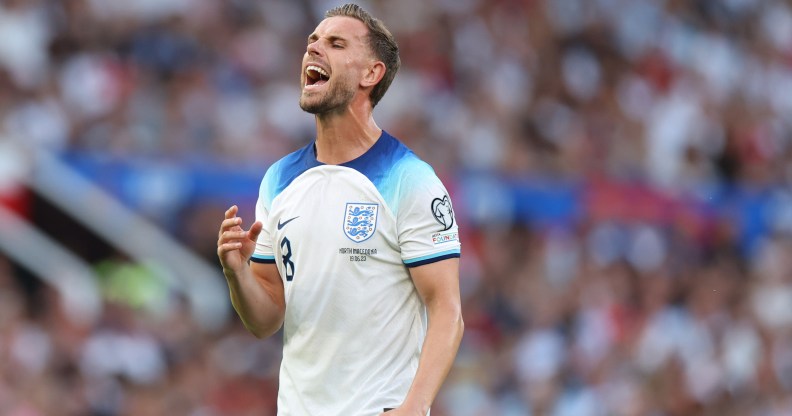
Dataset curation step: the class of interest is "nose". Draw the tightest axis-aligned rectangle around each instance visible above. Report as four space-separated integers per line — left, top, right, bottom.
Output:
306 40 322 57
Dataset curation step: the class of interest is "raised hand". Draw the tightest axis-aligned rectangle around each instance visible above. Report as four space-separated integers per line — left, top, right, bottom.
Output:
217 205 263 274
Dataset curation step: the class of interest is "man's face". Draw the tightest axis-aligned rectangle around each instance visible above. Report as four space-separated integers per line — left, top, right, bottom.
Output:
299 16 372 115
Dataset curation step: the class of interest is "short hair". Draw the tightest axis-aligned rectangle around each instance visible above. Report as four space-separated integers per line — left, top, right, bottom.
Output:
325 3 400 108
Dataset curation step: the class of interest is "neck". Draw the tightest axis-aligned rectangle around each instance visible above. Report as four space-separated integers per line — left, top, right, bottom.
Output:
314 102 381 165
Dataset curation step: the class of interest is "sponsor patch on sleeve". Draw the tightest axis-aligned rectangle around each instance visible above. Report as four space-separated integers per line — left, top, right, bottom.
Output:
431 230 459 246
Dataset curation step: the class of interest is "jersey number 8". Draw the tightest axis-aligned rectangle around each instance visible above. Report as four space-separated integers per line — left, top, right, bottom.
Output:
280 237 295 281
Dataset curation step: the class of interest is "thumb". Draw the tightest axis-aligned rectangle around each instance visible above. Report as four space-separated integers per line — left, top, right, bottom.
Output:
248 221 264 242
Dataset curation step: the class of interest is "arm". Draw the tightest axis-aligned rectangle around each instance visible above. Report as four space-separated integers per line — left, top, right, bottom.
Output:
389 258 464 415
217 205 285 338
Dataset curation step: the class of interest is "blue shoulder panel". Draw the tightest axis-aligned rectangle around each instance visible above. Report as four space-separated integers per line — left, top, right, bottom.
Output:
341 131 434 214
259 131 429 214
259 143 320 210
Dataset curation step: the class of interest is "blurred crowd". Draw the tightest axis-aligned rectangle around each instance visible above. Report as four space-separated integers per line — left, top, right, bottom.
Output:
2 0 792 415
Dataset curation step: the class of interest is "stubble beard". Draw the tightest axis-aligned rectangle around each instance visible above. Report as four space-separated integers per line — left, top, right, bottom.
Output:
299 77 355 115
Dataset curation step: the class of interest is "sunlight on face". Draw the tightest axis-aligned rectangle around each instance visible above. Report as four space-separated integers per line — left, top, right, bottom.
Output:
299 17 373 115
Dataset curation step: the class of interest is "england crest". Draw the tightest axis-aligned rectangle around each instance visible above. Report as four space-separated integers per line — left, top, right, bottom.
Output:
343 202 378 243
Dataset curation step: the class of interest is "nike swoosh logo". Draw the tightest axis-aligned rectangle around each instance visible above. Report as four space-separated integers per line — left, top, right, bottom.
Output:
277 216 299 230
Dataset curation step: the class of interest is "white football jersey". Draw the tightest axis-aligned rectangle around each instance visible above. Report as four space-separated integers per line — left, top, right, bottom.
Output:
251 131 460 416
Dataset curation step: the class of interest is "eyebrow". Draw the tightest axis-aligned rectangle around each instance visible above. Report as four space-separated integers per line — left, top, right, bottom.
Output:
307 33 349 44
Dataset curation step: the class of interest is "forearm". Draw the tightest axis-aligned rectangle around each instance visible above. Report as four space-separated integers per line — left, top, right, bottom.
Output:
401 300 464 414
224 265 285 338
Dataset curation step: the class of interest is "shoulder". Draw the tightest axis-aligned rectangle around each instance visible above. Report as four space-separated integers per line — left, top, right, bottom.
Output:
362 132 440 203
386 137 442 191
371 133 451 217
394 151 437 182
375 131 438 183
258 143 316 207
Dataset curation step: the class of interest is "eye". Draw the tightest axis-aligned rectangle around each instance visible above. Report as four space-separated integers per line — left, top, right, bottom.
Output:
332 43 344 49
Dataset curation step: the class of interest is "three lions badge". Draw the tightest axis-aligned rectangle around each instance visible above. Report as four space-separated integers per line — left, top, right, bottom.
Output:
344 203 378 243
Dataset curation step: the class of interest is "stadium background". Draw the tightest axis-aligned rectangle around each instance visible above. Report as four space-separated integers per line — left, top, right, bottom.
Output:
1 0 792 414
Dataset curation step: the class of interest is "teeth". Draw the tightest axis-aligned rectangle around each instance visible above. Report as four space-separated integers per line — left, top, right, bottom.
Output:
306 65 329 78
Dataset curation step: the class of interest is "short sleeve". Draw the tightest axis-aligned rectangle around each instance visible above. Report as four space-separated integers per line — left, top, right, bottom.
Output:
251 169 276 264
397 164 461 267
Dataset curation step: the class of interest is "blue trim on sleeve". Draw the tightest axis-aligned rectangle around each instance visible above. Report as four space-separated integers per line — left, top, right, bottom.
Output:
250 254 276 264
404 249 461 268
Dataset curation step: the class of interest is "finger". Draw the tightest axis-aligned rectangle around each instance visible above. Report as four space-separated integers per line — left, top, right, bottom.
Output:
220 217 243 231
224 205 238 219
220 230 248 242
218 232 246 248
247 221 264 242
218 218 243 239
217 241 243 256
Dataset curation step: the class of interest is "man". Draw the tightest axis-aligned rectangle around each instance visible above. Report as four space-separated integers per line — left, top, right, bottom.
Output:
217 4 463 415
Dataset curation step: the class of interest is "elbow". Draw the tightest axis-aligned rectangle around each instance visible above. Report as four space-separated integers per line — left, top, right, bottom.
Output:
244 315 284 339
456 309 465 339
249 326 268 339
442 301 464 339
427 297 464 340
248 323 281 339
244 322 268 339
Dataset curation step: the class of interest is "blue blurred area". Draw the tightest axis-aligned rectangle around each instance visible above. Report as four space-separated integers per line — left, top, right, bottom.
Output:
62 152 784 258
61 151 264 211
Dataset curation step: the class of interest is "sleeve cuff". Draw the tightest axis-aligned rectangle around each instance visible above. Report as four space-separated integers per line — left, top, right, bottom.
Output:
403 249 461 268
250 254 276 264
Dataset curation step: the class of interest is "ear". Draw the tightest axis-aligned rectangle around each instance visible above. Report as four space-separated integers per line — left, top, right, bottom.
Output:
360 61 386 88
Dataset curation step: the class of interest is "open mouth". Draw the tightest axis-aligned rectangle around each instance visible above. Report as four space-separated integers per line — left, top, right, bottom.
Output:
305 65 330 87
